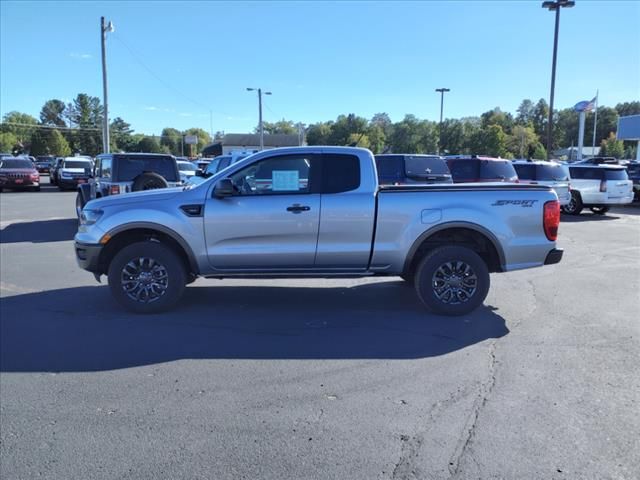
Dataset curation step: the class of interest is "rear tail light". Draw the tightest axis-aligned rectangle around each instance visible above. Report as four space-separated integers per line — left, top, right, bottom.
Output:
110 185 120 195
599 180 607 192
543 200 560 241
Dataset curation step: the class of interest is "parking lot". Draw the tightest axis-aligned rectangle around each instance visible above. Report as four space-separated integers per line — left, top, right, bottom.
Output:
1 179 639 480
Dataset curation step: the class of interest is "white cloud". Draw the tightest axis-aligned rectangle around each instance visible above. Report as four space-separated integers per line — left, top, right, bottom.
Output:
69 52 92 59
144 106 159 111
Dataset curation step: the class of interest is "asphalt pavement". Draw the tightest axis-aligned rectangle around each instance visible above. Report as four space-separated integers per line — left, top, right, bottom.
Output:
1 180 639 479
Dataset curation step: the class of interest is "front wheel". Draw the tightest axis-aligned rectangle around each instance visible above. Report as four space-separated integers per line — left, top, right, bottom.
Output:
414 246 490 316
108 241 186 314
590 206 610 215
75 192 85 218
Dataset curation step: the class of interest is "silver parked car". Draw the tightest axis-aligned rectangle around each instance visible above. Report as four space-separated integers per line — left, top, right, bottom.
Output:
512 160 571 206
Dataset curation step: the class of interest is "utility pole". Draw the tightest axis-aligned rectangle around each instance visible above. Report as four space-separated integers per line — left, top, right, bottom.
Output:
542 0 575 159
435 88 450 155
246 87 272 150
100 17 114 153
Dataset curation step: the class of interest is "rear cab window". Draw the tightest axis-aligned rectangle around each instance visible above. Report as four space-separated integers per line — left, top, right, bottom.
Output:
479 160 517 181
404 156 450 179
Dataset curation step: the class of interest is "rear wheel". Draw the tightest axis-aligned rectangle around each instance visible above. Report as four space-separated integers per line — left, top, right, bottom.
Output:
562 191 583 215
414 246 490 316
108 241 186 314
590 206 610 215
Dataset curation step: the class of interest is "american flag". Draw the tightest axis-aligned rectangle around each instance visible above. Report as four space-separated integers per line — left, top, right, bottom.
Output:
574 96 597 112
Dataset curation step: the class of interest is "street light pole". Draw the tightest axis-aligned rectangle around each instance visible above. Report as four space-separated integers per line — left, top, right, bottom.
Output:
100 17 114 154
246 87 272 150
435 88 450 155
542 0 574 159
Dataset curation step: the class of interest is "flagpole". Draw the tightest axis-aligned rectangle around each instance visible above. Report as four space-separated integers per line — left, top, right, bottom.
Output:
592 90 598 155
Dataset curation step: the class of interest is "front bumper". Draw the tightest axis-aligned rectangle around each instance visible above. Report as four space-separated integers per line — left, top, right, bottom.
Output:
0 179 39 189
75 241 103 273
58 177 90 189
544 248 564 265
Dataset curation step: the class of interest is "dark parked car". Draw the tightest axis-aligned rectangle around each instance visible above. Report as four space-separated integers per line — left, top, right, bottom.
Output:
35 155 55 174
76 153 181 216
0 157 41 192
374 154 452 185
445 156 518 183
624 161 640 201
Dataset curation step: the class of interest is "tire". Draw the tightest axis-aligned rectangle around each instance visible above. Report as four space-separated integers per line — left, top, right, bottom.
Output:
131 172 169 192
76 192 85 218
414 246 490 316
562 191 583 215
108 241 186 314
590 206 609 215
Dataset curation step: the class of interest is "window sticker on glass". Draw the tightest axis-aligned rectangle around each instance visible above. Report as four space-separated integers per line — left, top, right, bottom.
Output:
272 170 300 191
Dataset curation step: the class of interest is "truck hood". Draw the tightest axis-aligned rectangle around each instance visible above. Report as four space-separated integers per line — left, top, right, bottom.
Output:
86 187 186 209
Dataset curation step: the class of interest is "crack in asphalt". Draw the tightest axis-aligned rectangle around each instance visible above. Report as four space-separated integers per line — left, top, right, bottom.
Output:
447 340 498 479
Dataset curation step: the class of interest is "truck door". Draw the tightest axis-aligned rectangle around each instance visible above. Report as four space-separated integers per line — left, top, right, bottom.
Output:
314 153 376 268
204 153 321 270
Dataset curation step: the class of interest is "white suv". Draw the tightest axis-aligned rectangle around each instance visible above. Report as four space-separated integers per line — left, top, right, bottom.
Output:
563 165 633 215
513 160 571 206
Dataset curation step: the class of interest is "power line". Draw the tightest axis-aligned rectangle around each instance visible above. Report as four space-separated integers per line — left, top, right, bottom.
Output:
112 33 231 118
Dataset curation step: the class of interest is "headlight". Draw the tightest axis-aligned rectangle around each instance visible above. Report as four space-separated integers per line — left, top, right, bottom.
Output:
79 209 103 226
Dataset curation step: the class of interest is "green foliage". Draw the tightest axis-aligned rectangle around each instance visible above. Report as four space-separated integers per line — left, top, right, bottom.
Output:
599 132 624 158
183 128 211 156
65 94 104 155
532 99 549 141
136 136 164 153
110 117 136 152
306 122 333 145
1 111 39 146
472 124 508 157
516 99 535 126
259 119 298 135
532 143 547 160
481 107 514 134
160 127 183 155
30 129 71 156
615 101 640 117
0 131 19 153
507 125 539 158
40 100 67 127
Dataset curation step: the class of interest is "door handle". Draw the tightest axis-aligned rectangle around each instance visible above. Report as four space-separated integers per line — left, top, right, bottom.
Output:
286 204 310 214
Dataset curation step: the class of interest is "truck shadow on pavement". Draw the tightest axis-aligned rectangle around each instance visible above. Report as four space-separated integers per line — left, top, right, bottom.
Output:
0 282 509 372
560 214 620 223
0 218 77 244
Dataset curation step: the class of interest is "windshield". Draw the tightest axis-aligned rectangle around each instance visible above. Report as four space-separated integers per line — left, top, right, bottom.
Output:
0 159 33 169
178 162 197 172
117 156 179 182
63 160 92 169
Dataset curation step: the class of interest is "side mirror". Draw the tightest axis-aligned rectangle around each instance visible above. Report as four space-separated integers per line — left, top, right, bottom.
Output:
214 178 235 198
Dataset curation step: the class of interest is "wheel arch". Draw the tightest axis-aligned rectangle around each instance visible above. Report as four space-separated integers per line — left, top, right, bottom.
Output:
98 222 199 278
403 222 505 277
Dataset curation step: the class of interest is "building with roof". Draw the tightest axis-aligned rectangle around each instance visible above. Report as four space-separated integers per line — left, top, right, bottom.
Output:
202 133 303 157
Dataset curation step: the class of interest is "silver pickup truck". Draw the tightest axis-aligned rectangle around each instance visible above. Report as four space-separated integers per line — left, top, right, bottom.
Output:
74 147 563 316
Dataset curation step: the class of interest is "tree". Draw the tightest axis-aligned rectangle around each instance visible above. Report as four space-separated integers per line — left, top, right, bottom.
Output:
599 132 624 158
471 125 508 157
110 117 135 152
160 127 183 155
615 101 640 117
481 107 514 134
136 136 164 153
40 99 67 127
1 111 39 149
258 119 297 135
440 119 465 155
532 143 547 160
507 125 538 158
328 114 369 146
532 99 549 140
516 99 535 126
30 129 71 156
366 124 386 154
306 122 333 145
183 128 211 155
0 132 18 153
65 93 104 155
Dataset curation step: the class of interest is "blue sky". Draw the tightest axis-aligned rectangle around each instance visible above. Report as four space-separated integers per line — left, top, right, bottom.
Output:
1 1 639 136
